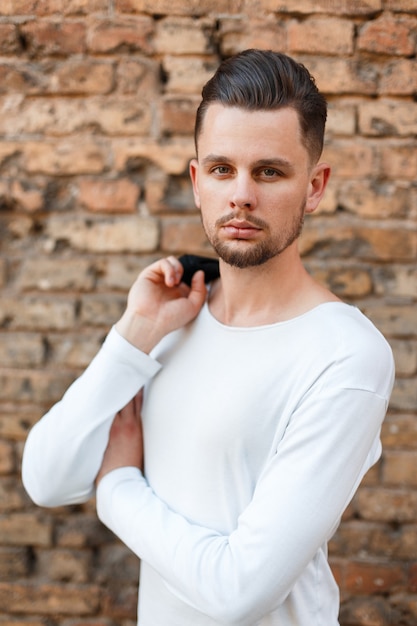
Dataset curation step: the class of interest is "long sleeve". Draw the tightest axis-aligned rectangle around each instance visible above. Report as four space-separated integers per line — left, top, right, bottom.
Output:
96 382 391 625
22 327 161 507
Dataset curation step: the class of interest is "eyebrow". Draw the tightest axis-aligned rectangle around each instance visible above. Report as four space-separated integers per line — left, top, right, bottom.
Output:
201 154 295 172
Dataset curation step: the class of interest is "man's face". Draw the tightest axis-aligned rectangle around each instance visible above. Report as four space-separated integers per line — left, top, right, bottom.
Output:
190 104 328 269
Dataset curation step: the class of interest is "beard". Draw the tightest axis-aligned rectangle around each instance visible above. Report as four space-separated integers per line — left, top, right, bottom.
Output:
202 202 306 269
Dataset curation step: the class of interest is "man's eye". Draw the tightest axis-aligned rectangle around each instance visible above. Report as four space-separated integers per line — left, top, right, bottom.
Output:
212 166 230 175
262 168 279 177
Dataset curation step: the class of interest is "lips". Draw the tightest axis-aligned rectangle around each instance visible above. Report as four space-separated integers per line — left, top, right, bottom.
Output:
222 220 262 239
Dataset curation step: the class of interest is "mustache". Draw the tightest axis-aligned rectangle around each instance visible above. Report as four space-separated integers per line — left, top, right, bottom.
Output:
215 213 269 229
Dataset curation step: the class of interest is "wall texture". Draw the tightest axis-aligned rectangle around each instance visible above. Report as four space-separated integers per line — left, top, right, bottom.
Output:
0 1 416 625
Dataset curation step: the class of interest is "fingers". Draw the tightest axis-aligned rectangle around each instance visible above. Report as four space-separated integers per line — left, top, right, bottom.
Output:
188 269 207 309
160 256 184 287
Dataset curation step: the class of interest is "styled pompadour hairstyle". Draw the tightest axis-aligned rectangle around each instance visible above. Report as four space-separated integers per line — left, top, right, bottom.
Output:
195 49 327 163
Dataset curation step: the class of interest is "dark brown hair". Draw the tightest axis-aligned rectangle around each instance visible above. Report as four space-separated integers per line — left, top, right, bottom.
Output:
195 49 327 163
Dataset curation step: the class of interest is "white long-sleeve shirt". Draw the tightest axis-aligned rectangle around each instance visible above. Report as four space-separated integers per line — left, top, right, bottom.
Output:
22 301 395 626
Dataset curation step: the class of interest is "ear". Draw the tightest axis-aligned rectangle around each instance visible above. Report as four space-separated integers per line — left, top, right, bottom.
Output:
305 162 331 214
189 158 201 209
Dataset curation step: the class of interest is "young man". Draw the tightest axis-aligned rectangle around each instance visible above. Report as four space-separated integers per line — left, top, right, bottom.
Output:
22 50 395 626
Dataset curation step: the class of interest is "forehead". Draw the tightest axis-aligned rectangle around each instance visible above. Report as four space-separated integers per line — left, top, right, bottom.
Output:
197 104 308 163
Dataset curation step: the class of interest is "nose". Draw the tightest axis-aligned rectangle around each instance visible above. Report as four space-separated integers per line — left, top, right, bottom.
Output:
230 173 257 210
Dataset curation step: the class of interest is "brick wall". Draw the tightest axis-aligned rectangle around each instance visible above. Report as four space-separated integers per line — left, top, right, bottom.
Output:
0 1 416 624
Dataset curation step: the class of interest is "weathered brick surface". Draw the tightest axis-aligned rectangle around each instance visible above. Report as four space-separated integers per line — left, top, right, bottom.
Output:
0 4 415 625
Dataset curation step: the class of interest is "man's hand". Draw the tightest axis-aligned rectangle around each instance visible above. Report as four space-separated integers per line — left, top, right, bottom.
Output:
95 391 144 486
116 256 207 353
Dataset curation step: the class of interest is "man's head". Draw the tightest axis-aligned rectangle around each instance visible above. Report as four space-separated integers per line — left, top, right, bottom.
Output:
195 49 327 165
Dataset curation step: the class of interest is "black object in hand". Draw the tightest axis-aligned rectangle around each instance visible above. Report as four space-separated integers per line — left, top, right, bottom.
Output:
179 254 220 286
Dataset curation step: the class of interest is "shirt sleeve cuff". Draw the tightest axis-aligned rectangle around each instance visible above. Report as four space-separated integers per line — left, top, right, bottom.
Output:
103 326 162 378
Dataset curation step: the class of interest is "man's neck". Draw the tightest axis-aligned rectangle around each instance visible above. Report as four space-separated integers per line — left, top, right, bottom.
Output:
208 247 339 327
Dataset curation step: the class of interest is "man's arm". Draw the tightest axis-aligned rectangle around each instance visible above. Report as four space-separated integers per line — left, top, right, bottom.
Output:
22 257 207 507
95 382 392 625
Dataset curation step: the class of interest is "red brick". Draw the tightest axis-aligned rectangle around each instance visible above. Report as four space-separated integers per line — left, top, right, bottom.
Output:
373 265 417 298
0 513 52 547
37 548 92 583
0 0 37 14
1 296 76 330
382 452 417 487
361 304 417 337
78 178 140 213
161 217 211 255
88 17 154 53
382 414 417 449
325 104 356 136
219 15 286 56
379 59 417 95
0 333 44 368
339 596 394 626
321 141 374 178
46 333 104 369
359 100 417 136
0 369 76 404
0 406 44 441
0 0 107 15
10 180 44 212
353 487 417 522
116 0 243 14
23 140 107 175
301 219 417 262
329 520 374 557
0 582 100 615
45 215 159 253
101 584 137 619
0 60 114 95
299 56 378 94
160 96 200 135
0 63 42 94
1 96 152 137
97 544 139 583
145 170 195 214
59 620 115 626
0 547 30 580
333 519 417 561
163 55 218 95
337 180 410 219
0 24 21 54
113 137 195 175
116 57 159 94
55 513 110 548
51 60 114 95
288 18 354 55
18 258 96 291
0 142 22 164
390 341 417 377
80 294 126 326
0 441 14 474
0 258 6 289
358 15 416 55
386 0 417 10
155 16 214 54
258 0 383 14
390 379 417 413
0 477 29 511
379 141 417 179
21 21 87 55
345 560 406 594
310 266 373 298
96 256 154 291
